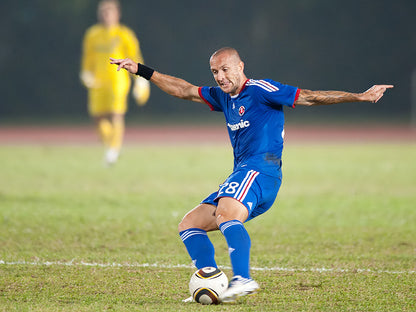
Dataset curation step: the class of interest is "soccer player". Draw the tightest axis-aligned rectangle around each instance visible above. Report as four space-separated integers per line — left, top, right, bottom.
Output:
80 0 150 165
110 48 393 303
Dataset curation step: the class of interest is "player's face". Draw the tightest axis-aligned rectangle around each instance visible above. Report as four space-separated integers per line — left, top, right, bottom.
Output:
98 2 120 27
210 53 245 96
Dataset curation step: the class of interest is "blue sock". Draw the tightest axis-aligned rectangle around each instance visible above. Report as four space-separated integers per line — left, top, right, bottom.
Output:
219 220 251 279
179 228 217 269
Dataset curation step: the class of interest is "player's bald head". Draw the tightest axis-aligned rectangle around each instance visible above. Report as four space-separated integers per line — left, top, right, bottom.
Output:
209 47 247 96
210 47 242 64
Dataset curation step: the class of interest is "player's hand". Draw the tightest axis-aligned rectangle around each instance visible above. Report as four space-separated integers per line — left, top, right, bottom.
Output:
133 77 150 106
110 57 138 74
360 85 394 103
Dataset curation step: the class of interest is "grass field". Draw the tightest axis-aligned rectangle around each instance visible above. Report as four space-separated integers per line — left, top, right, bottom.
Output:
1 142 415 311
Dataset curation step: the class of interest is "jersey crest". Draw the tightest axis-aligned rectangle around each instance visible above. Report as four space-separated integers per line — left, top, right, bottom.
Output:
238 106 245 116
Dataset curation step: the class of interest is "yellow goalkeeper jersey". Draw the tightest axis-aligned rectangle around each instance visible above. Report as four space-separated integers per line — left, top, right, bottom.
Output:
81 23 143 91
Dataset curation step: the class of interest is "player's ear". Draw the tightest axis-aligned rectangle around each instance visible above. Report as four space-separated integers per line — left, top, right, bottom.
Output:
239 61 245 72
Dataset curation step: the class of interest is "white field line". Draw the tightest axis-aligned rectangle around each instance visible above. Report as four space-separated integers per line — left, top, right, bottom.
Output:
0 260 414 274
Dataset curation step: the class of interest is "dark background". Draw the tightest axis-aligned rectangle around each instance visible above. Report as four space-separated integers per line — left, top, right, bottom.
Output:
0 0 415 125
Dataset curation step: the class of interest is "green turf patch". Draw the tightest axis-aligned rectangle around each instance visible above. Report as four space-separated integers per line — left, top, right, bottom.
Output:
1 143 415 311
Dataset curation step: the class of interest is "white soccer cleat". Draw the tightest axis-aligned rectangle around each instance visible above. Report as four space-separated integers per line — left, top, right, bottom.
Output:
219 275 259 303
105 148 119 166
182 296 194 303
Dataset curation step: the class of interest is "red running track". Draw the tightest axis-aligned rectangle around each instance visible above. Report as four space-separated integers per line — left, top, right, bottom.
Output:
0 124 415 145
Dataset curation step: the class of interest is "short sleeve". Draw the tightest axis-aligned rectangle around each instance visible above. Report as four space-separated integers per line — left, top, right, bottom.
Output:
253 79 299 108
198 86 225 112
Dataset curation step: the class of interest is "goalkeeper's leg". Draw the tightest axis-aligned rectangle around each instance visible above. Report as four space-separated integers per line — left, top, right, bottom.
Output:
94 114 124 165
96 116 113 147
105 113 124 165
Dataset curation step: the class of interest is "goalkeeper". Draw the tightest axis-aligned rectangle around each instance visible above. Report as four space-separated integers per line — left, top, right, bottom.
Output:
80 0 149 165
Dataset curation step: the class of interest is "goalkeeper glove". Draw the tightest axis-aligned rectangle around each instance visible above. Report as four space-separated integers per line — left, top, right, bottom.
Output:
80 71 95 88
133 76 150 106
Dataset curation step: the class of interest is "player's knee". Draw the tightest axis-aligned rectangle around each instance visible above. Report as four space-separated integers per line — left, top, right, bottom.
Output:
178 214 202 232
178 217 189 233
178 207 218 232
216 198 248 225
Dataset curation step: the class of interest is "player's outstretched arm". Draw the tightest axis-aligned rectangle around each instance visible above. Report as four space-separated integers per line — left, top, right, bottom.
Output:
295 85 394 106
150 71 204 103
110 57 204 103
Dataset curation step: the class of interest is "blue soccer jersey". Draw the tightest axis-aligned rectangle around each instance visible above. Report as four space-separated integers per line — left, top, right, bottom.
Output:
199 79 299 177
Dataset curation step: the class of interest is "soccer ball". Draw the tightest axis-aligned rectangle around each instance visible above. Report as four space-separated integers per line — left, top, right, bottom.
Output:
189 267 228 305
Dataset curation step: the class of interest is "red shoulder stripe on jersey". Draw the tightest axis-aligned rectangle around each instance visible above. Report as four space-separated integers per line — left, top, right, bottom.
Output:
293 88 301 108
198 87 214 111
257 80 279 92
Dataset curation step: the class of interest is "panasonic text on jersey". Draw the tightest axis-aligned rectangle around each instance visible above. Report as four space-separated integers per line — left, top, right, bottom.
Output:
227 120 250 131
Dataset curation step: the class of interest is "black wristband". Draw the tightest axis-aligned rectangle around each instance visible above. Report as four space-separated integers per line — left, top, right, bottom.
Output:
136 63 154 80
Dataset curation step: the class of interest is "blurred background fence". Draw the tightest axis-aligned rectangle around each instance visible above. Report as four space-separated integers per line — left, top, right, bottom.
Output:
0 0 415 125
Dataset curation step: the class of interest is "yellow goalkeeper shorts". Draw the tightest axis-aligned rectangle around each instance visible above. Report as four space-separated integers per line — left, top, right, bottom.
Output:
88 88 128 116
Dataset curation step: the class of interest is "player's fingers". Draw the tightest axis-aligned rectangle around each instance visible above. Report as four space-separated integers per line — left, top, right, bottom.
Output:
117 61 128 71
117 59 128 67
109 57 121 64
368 85 393 92
117 60 133 72
118 59 130 68
374 88 387 103
375 95 383 103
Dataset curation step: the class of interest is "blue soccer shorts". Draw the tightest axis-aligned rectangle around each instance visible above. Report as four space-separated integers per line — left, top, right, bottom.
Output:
201 168 282 222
